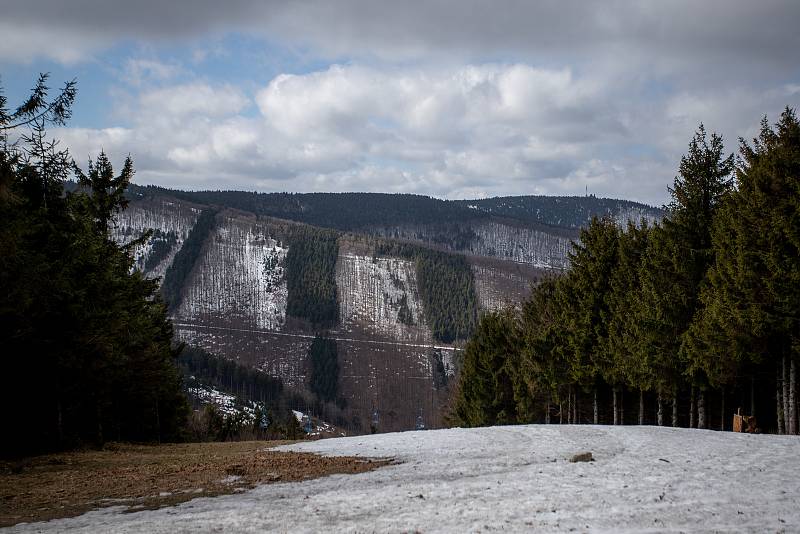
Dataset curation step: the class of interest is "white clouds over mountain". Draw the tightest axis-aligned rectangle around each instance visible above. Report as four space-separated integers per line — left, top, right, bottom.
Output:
57 61 800 201
7 1 798 201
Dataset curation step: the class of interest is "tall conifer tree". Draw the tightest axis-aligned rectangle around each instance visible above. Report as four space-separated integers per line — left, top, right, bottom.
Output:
635 125 733 427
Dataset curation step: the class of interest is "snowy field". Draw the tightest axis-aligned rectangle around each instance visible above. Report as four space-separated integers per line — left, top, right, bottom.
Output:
7 425 800 533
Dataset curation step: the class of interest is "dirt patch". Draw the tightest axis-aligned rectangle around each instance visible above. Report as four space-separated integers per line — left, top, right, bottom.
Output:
0 440 389 527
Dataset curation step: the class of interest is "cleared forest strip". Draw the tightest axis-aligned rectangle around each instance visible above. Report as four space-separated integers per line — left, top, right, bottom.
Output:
173 322 459 351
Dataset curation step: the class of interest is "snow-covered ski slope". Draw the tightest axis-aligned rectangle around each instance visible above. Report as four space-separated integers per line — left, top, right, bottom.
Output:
9 425 800 533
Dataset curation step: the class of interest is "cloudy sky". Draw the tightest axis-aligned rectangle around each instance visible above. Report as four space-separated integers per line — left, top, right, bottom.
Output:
2 1 799 205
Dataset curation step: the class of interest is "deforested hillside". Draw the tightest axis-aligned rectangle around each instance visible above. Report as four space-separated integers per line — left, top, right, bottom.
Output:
336 241 431 343
375 241 479 343
471 256 544 311
175 212 290 331
110 188 558 434
368 219 576 268
111 194 201 279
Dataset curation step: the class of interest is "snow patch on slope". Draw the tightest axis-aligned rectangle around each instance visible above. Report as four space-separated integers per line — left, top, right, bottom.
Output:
176 216 288 331
337 253 431 343
187 384 257 421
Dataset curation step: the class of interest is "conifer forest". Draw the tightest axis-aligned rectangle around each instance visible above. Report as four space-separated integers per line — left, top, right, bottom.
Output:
454 112 800 435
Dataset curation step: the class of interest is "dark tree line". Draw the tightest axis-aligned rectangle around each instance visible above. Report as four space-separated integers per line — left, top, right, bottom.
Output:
160 208 217 312
376 242 478 343
307 335 340 403
454 111 800 434
0 76 188 456
143 229 177 272
179 345 284 404
126 185 661 235
128 187 489 231
285 226 340 326
179 345 323 440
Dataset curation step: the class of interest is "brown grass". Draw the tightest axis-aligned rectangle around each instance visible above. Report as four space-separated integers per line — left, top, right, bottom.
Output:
0 441 389 527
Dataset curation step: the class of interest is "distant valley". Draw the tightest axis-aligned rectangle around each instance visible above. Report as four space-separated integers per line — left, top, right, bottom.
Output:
111 187 662 434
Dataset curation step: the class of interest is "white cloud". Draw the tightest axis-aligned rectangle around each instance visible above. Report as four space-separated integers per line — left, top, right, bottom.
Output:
139 83 249 118
122 58 183 86
52 62 800 204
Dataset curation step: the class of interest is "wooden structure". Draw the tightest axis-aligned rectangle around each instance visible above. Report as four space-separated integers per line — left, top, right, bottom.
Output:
733 408 758 433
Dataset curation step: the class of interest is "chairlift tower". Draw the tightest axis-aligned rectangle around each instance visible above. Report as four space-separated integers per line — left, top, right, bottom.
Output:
371 407 380 434
415 409 425 431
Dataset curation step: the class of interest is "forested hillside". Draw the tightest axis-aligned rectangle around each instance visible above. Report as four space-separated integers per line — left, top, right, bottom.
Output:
456 195 661 228
454 112 800 436
285 227 340 326
128 185 662 235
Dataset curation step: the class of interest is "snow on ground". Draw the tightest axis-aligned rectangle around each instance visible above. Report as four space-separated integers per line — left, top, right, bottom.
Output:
8 425 800 533
187 384 257 421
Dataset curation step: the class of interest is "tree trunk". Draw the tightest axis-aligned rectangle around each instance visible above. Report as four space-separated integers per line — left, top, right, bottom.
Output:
559 401 563 424
672 393 678 427
593 388 598 425
567 385 572 424
155 396 161 445
783 356 790 434
790 357 797 435
545 394 551 424
57 398 64 446
750 377 756 418
613 388 619 426
573 389 578 424
638 389 645 425
697 390 706 429
96 405 104 445
720 388 725 431
620 388 625 425
690 386 696 428
777 365 785 435
657 394 664 427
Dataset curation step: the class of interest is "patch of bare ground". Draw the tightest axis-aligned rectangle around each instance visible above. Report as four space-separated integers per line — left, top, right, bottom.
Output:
0 440 389 527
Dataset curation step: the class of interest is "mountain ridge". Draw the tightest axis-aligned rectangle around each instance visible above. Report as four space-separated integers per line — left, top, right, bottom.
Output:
124 184 664 233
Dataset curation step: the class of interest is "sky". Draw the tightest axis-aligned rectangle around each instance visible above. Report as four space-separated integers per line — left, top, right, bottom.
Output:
2 1 799 205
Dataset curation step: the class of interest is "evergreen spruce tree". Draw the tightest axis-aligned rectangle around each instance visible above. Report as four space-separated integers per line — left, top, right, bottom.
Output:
635 125 734 427
1 76 188 455
684 109 800 433
453 308 522 427
518 277 569 423
601 221 652 423
559 217 619 423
